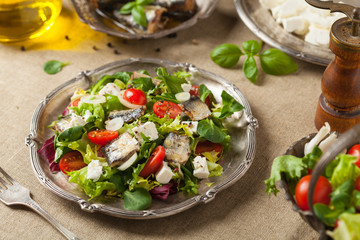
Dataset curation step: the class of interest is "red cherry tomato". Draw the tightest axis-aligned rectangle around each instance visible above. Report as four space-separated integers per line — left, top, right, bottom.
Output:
355 176 360 192
59 151 87 174
72 98 81 107
295 175 332 211
139 146 166 177
88 130 119 146
189 85 211 107
153 101 181 119
195 141 223 156
123 88 147 105
348 144 360 168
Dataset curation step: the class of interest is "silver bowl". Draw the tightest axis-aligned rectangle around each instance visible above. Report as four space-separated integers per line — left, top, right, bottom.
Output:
70 0 218 39
26 58 258 219
234 0 334 66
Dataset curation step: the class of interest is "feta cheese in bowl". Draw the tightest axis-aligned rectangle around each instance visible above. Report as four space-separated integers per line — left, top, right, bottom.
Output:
259 0 345 47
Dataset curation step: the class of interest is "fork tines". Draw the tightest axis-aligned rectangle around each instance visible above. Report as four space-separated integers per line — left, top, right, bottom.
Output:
0 167 15 190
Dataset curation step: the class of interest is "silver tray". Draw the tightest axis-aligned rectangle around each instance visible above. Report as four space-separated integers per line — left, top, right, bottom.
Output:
234 0 334 66
70 0 218 40
26 58 258 219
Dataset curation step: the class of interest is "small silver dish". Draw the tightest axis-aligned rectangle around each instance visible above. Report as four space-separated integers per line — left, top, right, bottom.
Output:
234 0 334 66
70 0 218 39
26 58 258 219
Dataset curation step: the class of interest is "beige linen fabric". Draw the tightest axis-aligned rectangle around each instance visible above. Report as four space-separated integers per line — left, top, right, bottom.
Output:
0 0 325 239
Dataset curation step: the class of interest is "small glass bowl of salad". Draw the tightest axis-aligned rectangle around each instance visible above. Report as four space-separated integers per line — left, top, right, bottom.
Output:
265 123 360 239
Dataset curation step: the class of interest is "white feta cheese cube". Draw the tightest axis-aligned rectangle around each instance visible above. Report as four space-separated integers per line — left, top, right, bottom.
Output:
98 83 121 96
272 0 307 21
282 16 309 35
304 25 330 46
156 161 174 184
193 156 209 179
182 121 198 134
259 0 286 9
87 160 103 182
132 122 159 143
83 110 92 122
181 83 192 93
175 92 191 102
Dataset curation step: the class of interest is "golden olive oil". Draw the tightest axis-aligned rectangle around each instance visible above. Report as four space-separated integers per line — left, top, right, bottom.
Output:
0 0 62 42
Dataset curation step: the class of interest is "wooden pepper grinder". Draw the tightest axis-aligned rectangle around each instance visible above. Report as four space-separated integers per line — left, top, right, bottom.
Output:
306 0 360 132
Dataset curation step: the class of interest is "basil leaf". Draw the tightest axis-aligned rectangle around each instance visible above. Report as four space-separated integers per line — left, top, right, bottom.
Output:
130 77 154 92
123 188 152 210
197 119 226 143
199 84 211 102
218 91 244 119
132 5 147 27
242 40 262 55
119 2 136 14
313 203 346 226
57 126 84 142
260 49 298 75
136 0 154 6
160 74 187 94
243 56 258 84
43 60 69 74
210 44 243 68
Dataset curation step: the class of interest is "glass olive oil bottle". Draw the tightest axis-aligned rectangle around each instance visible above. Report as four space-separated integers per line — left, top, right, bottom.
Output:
0 0 62 42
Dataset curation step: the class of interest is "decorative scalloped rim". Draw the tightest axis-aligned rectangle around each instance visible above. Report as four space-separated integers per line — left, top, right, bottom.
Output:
70 0 219 40
26 58 257 219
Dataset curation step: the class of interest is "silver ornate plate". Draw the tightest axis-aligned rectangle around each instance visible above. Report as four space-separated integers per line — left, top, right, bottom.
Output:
26 58 258 219
70 0 218 39
234 0 334 66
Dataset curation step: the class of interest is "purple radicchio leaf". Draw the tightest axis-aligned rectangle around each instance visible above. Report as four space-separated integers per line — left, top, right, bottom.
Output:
37 136 60 172
150 181 178 200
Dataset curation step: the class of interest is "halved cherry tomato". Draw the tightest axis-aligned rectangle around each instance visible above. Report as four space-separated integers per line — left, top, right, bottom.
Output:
189 85 211 107
295 175 332 211
355 176 360 192
348 144 360 168
153 101 181 119
72 98 81 107
139 145 166 177
195 140 223 156
88 129 118 146
59 151 87 174
123 88 147 105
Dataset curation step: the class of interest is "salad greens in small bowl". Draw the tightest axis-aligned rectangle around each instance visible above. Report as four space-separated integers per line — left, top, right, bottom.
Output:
26 58 257 219
265 123 360 239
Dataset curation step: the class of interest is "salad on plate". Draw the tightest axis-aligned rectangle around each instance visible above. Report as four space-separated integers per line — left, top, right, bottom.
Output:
38 67 244 210
265 123 360 240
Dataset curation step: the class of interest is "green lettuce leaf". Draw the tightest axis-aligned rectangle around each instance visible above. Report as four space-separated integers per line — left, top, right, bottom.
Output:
331 154 360 189
327 213 360 240
68 166 118 200
207 161 223 177
265 155 306 196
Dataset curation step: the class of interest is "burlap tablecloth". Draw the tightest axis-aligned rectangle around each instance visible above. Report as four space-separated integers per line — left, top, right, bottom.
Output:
0 0 326 239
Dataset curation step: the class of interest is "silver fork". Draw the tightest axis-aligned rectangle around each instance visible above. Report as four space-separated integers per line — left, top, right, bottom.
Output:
0 167 81 240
